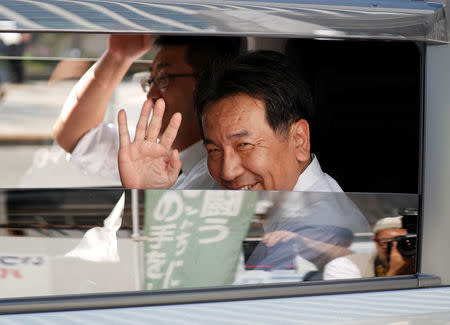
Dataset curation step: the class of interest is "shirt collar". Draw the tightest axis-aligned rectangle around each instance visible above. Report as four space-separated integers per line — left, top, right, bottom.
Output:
178 141 206 174
293 154 322 191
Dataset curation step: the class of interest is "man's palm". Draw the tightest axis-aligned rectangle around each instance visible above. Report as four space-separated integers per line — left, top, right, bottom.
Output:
118 99 182 189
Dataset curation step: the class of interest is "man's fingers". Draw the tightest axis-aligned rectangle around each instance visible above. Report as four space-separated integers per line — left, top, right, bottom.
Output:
263 231 297 247
263 232 280 247
168 149 182 183
118 109 131 148
160 112 182 150
283 235 296 243
142 35 153 50
390 241 399 255
146 98 165 142
135 100 153 142
281 232 297 242
263 233 273 243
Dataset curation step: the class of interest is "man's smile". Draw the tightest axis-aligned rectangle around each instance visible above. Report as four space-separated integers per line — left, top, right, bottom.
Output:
223 181 261 190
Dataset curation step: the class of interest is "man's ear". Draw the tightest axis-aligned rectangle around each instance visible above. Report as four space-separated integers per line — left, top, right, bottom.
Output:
292 119 310 162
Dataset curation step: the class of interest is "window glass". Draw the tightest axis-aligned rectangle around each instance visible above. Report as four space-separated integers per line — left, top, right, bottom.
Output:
0 33 421 192
0 33 152 188
0 188 418 298
0 33 421 300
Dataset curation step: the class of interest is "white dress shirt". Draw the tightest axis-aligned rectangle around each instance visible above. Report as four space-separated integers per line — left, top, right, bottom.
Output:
323 255 365 280
293 154 343 192
246 156 370 271
262 155 370 233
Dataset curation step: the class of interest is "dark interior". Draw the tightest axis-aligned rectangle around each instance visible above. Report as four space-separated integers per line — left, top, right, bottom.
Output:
285 39 422 194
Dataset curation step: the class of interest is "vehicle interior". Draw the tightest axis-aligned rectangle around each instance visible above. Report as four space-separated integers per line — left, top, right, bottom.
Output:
285 38 421 194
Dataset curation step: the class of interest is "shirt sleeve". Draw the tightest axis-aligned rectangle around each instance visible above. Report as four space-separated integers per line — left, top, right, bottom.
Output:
70 122 121 183
323 256 362 280
172 157 219 189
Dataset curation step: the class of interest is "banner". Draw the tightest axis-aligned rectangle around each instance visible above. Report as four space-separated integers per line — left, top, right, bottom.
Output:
143 190 257 290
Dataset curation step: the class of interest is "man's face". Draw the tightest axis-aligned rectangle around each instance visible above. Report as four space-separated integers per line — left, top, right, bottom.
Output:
147 45 200 150
203 93 308 191
374 228 408 265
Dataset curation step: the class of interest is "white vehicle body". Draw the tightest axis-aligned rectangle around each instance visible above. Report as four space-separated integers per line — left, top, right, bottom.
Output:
1 0 450 323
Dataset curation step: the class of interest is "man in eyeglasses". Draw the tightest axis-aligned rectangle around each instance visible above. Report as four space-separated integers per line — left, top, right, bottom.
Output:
53 34 240 188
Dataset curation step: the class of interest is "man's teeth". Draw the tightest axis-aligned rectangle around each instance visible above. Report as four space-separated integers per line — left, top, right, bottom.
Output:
240 184 254 190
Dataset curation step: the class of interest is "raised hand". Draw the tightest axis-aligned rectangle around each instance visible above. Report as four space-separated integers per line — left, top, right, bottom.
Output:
263 231 299 247
386 241 414 276
118 98 182 189
108 34 152 62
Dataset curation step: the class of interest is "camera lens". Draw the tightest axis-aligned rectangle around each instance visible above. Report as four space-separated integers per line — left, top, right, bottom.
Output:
396 235 417 257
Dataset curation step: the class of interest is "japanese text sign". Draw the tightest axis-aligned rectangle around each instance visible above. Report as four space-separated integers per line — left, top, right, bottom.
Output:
144 190 257 290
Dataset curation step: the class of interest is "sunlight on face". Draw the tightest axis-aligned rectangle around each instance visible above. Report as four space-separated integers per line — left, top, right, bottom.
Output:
203 93 302 191
147 45 199 150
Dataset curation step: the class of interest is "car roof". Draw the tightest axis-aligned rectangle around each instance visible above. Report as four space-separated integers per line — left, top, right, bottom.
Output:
0 0 447 43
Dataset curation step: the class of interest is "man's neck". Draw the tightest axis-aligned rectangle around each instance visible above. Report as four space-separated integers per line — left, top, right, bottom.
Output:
298 156 313 175
291 154 316 191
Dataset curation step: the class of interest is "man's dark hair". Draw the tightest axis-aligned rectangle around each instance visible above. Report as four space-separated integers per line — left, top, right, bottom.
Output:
154 36 242 75
194 50 313 138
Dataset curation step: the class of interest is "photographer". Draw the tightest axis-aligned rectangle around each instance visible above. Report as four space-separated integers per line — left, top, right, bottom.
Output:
323 216 416 279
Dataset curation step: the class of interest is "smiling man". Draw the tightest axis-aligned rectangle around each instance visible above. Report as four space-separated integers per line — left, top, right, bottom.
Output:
118 50 343 193
201 93 310 191
118 50 370 274
196 51 370 274
195 50 343 193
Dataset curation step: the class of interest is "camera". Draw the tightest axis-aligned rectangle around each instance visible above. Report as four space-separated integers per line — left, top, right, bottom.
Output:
387 234 417 258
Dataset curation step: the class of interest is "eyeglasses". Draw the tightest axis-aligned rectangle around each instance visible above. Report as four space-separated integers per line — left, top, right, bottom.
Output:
375 238 393 249
141 71 196 92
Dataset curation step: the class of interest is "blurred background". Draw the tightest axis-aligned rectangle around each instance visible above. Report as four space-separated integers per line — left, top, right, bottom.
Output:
0 33 154 188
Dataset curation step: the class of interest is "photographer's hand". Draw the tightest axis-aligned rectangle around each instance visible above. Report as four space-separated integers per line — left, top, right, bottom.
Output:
386 241 414 276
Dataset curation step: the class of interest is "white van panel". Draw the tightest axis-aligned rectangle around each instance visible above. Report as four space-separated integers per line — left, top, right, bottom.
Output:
423 43 450 284
2 286 450 324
